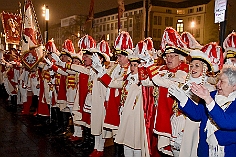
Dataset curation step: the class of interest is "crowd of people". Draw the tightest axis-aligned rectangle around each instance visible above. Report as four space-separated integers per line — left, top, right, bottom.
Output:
1 27 236 157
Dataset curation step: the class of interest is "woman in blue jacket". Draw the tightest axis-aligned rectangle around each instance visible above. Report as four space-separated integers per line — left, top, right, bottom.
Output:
169 65 236 157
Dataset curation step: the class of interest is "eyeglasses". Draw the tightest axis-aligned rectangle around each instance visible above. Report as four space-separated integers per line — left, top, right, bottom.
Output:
163 54 178 59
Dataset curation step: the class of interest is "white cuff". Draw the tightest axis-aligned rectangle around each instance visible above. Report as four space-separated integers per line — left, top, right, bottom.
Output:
206 100 215 111
179 96 188 108
97 70 106 78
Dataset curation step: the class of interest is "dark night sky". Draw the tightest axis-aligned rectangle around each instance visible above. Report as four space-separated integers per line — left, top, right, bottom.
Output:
0 0 187 25
0 0 189 35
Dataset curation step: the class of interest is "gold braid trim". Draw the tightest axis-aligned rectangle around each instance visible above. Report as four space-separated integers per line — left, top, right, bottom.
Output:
108 64 118 76
132 96 139 110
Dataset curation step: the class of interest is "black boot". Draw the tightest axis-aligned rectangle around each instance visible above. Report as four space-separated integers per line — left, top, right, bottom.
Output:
30 95 38 113
51 107 61 132
10 95 17 112
75 127 94 149
114 142 124 157
52 108 64 134
61 112 70 135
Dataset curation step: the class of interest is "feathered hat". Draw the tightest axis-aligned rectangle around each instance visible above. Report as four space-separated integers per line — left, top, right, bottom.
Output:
181 32 202 49
71 51 83 63
78 35 96 56
114 31 133 56
200 42 224 72
96 40 111 62
190 49 212 72
223 31 236 59
161 27 189 57
60 39 75 58
45 39 60 56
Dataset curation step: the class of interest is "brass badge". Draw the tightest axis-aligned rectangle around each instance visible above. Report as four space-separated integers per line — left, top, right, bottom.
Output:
182 84 189 91
168 73 173 78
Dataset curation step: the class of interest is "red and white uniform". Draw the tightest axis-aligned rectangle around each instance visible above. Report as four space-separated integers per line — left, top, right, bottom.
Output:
99 63 130 130
3 60 21 96
145 62 189 156
53 64 68 111
37 61 55 116
107 73 150 157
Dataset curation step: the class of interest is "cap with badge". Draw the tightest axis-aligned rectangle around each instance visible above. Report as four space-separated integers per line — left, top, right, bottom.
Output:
161 27 189 57
60 39 75 59
223 31 236 59
114 31 133 56
78 35 96 56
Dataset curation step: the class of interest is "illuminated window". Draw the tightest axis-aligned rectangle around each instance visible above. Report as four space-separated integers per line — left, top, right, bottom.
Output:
177 19 184 33
107 34 109 41
177 10 185 14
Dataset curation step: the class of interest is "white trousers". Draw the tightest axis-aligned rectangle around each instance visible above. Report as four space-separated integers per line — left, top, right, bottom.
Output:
124 145 141 157
68 106 83 137
73 125 83 137
94 134 105 151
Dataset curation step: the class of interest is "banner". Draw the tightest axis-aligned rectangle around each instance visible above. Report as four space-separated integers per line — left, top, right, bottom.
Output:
21 0 44 70
118 0 125 31
21 46 44 70
84 0 94 35
1 12 22 45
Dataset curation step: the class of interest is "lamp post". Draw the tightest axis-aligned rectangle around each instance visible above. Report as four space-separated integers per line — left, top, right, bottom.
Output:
190 21 195 36
42 5 49 43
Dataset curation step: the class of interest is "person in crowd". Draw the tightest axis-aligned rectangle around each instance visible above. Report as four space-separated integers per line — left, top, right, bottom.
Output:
169 64 236 157
93 31 133 157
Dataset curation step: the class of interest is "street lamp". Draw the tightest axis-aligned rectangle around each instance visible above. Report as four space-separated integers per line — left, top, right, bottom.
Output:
42 5 49 42
190 21 195 36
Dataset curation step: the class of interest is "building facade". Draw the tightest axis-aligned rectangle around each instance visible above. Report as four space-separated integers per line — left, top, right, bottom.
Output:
49 0 235 51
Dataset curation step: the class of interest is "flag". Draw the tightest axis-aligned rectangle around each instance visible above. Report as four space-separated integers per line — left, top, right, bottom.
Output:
21 0 44 70
84 0 94 35
118 0 125 31
1 12 22 45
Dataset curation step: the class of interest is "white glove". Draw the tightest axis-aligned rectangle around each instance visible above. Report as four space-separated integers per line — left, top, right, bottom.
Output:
206 133 218 148
168 84 188 106
92 61 104 73
44 57 53 68
144 57 154 67
51 53 65 68
139 51 154 67
92 53 101 66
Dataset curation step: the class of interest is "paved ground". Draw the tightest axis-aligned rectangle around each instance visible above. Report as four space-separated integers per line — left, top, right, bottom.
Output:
0 97 114 157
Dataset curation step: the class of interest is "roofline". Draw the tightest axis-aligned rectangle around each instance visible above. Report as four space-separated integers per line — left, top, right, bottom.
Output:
94 1 143 18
